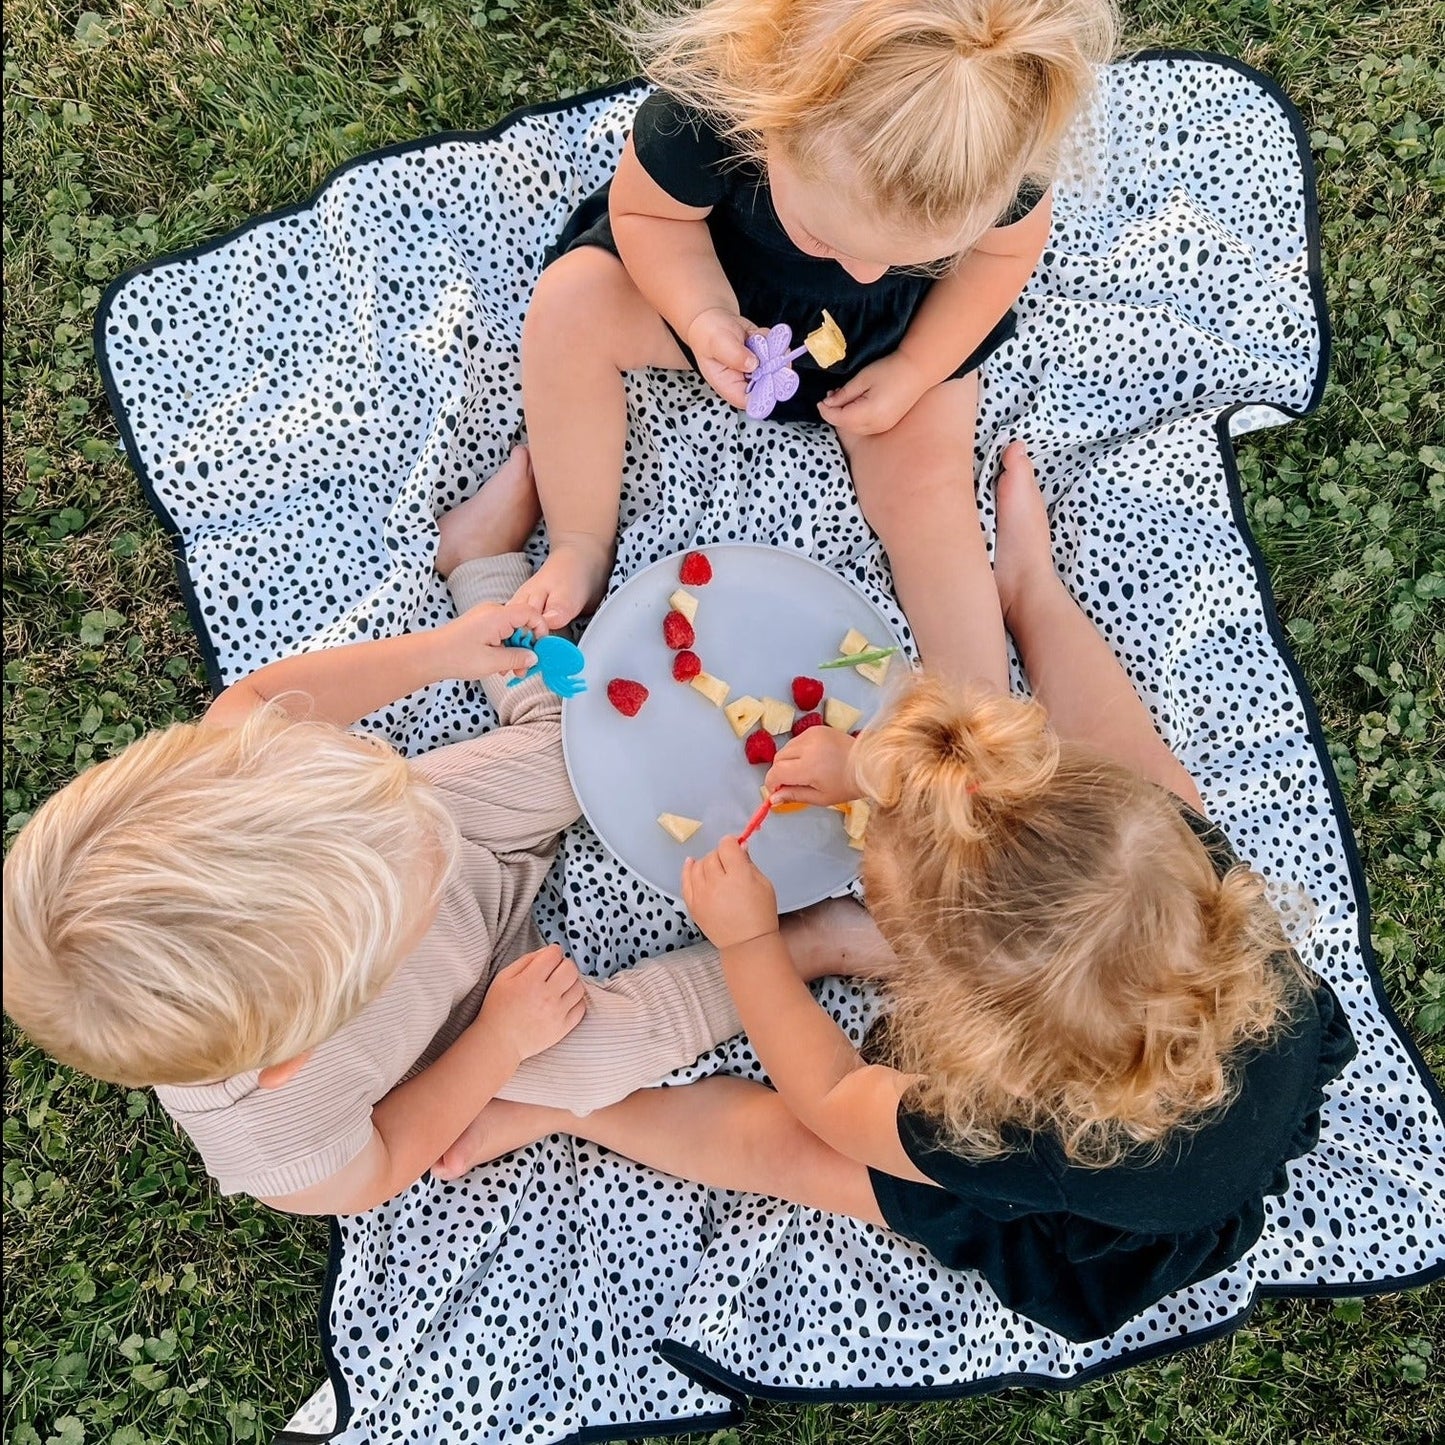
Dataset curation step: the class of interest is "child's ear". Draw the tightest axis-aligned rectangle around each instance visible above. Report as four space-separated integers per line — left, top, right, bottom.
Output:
257 1051 313 1090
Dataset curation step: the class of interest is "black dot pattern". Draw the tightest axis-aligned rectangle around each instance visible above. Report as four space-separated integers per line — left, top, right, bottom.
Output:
94 59 1444 1445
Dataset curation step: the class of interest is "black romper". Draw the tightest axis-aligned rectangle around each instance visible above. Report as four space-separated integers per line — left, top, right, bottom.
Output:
867 808 1359 1343
549 90 1042 424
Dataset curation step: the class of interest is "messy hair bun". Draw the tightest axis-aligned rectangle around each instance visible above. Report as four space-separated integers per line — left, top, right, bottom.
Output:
852 675 1058 846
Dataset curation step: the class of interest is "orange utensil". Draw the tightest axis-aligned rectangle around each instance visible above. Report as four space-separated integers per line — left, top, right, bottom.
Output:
738 797 773 844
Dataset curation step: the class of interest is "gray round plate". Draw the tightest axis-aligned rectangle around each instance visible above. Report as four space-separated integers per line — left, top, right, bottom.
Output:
562 543 904 911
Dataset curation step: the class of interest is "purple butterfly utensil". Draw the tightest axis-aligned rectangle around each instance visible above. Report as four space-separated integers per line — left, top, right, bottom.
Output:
744 324 809 420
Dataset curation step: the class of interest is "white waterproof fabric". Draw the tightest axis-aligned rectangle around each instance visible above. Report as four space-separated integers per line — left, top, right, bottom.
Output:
96 56 1443 1445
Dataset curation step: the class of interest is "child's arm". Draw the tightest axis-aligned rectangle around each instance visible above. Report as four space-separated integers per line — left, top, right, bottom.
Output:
202 596 545 732
896 194 1053 387
609 137 758 408
817 194 1053 437
257 945 586 1215
682 840 937 1185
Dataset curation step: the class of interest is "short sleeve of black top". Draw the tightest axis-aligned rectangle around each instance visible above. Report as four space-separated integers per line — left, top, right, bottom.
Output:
551 89 1045 421
867 806 1358 1343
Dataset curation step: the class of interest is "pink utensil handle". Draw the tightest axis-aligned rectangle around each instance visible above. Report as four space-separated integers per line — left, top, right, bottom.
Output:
738 798 773 844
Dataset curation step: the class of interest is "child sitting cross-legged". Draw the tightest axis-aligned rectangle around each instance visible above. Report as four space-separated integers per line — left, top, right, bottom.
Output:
1 448 886 1216
437 445 1358 1342
515 0 1118 688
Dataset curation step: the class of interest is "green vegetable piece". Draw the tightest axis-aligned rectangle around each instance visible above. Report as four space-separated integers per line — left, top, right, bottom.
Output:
817 645 899 670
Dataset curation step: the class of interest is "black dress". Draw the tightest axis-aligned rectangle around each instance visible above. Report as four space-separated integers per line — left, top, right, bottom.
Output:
549 89 1041 424
867 808 1359 1342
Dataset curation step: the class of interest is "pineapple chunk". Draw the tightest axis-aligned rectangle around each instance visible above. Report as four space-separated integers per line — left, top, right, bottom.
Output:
657 812 702 844
723 695 765 737
669 588 699 624
824 698 862 732
856 654 892 686
760 696 795 735
804 309 848 369
843 798 871 842
839 627 870 656
690 671 730 707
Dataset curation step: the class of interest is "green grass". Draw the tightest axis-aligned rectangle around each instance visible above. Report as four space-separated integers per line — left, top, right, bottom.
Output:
3 1 1441 1441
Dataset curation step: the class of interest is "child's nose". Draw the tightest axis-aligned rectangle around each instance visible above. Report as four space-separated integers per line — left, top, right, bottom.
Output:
837 257 889 285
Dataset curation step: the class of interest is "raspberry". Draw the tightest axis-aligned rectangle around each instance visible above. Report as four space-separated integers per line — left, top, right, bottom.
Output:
744 730 777 765
792 712 824 737
791 675 824 711
672 649 702 682
678 551 713 586
662 609 696 650
606 679 649 717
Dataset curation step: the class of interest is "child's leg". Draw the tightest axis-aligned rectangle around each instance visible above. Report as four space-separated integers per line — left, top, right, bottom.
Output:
840 373 1009 691
437 1076 888 1227
436 897 897 1177
433 444 540 579
515 246 689 628
991 442 1204 809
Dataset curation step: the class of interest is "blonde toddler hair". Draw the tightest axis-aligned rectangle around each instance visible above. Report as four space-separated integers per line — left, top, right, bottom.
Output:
2 708 458 1088
854 676 1310 1167
627 0 1119 241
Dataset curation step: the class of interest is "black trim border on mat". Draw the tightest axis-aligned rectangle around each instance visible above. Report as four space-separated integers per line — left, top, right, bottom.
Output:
90 49 1443 1445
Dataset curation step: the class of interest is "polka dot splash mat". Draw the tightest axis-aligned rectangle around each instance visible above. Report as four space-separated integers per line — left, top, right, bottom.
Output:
95 53 1443 1445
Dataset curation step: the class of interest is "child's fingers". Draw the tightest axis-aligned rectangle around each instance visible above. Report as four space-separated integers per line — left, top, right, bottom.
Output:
821 372 870 408
702 847 728 885
765 756 813 790
818 394 876 433
495 646 538 675
764 785 806 805
544 952 579 987
713 375 750 410
499 600 550 639
520 943 563 972
715 334 757 373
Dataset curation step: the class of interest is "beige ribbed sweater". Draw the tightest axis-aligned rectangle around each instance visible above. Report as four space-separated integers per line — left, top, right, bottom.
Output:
156 553 741 1198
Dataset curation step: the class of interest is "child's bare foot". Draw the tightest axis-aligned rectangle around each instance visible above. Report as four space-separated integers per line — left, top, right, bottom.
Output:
511 533 615 629
991 442 1060 627
432 1098 573 1181
435 445 541 578
781 896 897 982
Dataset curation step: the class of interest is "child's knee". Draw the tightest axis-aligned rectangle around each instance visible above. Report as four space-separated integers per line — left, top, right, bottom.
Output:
524 249 628 350
855 459 977 540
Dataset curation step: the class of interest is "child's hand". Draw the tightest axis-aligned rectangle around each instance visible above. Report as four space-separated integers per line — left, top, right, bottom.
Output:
817 350 930 437
441 600 549 679
687 307 759 410
682 838 779 949
478 944 587 1068
765 725 860 808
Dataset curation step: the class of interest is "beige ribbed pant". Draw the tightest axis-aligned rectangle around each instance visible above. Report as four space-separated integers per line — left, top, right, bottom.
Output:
448 556 742 1115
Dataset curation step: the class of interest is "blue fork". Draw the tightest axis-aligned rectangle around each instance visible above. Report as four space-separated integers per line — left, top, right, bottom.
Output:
505 629 588 697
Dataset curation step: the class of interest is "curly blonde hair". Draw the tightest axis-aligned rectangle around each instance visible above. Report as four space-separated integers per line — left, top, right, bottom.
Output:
625 0 1118 239
2 707 458 1087
853 676 1310 1167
